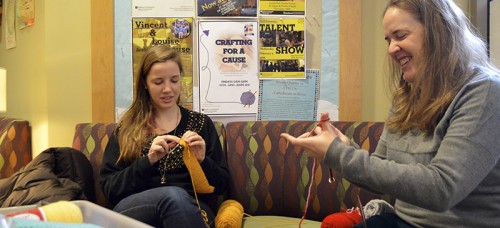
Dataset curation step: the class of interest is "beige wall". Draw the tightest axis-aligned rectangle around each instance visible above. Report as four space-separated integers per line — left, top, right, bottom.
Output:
361 0 391 121
491 0 500 68
0 0 91 157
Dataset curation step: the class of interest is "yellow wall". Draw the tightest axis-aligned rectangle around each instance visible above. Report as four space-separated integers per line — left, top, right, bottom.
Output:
0 0 91 157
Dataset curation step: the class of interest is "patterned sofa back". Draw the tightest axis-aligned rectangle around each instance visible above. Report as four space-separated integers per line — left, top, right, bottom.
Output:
71 120 390 221
224 121 388 221
0 118 32 179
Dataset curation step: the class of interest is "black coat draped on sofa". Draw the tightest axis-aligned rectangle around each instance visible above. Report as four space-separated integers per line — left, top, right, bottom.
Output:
0 147 95 207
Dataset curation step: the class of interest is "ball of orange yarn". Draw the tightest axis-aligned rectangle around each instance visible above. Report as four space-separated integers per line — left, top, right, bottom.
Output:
215 199 244 228
321 208 362 228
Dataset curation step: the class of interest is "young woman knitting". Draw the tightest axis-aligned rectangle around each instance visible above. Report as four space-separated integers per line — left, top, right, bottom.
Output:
100 45 229 228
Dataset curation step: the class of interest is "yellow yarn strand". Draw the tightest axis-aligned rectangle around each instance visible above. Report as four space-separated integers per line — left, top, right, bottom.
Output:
180 139 214 193
215 200 244 228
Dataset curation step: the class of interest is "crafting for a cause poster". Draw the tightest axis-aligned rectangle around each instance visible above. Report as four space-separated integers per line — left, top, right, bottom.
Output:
198 21 259 115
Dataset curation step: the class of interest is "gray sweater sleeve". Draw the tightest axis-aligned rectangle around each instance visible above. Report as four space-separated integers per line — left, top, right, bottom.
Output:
323 72 500 217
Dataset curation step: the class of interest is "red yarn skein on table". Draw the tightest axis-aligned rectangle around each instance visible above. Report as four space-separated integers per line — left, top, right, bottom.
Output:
321 208 363 228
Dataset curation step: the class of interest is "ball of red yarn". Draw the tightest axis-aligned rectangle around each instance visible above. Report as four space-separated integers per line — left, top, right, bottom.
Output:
321 208 362 228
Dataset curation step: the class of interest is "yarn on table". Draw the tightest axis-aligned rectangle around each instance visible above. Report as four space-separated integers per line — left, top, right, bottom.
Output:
215 200 244 228
321 207 362 228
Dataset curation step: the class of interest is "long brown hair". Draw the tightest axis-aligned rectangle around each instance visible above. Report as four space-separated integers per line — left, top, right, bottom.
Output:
117 45 183 162
384 0 493 135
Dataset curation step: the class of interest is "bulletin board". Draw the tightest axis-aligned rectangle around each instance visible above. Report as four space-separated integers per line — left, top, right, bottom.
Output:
91 0 363 123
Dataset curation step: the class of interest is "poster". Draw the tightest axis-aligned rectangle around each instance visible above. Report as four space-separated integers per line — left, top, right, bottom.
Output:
197 0 257 17
132 0 194 17
259 17 305 79
257 69 319 121
260 0 305 15
198 20 259 115
5 0 15 49
132 17 194 109
18 0 34 29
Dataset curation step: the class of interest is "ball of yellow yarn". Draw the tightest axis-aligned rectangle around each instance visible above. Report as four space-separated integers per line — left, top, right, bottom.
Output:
40 201 83 223
215 200 244 228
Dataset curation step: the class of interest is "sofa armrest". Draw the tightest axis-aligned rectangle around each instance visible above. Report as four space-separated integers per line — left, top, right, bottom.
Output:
0 117 32 179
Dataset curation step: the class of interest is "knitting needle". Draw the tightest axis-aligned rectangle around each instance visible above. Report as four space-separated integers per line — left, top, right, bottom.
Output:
357 195 367 228
328 168 335 183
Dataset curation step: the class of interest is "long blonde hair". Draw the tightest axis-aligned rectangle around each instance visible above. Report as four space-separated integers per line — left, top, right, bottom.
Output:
384 0 494 135
117 46 183 162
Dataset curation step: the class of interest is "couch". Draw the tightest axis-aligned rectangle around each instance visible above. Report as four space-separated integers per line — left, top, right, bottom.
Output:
72 120 392 227
0 117 32 179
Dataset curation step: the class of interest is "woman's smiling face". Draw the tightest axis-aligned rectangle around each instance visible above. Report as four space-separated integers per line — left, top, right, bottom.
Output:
383 6 425 83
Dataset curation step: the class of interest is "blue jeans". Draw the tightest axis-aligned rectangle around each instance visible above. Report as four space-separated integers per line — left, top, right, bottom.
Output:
353 213 414 228
113 186 214 228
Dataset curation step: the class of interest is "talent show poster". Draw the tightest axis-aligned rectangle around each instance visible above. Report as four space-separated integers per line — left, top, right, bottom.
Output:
198 21 259 115
197 0 257 17
260 17 305 79
257 69 319 121
132 0 195 17
260 0 305 15
132 17 194 109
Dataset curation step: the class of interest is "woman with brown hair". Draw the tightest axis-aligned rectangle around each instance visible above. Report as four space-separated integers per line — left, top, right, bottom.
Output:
282 0 500 227
100 45 229 228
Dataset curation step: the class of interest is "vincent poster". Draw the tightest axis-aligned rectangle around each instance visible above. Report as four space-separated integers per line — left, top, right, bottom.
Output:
197 0 257 17
198 21 259 115
132 17 194 109
260 0 305 15
259 17 305 79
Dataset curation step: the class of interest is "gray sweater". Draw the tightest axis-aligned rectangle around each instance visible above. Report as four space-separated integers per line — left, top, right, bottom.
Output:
324 69 500 228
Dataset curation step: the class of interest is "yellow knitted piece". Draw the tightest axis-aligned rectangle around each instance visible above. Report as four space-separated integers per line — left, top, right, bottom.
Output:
180 139 214 193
